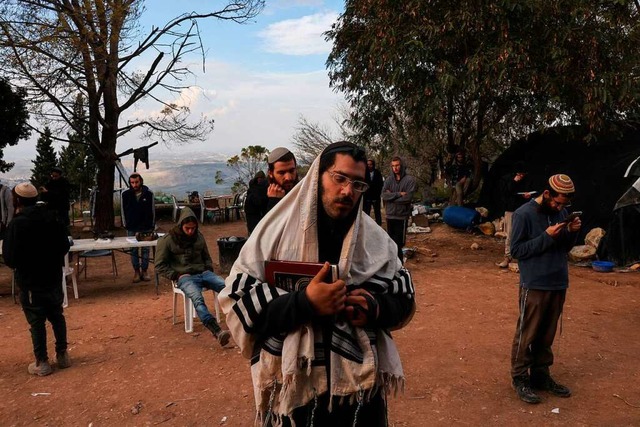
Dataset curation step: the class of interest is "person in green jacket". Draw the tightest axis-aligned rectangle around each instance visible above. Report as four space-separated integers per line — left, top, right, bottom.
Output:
156 207 231 347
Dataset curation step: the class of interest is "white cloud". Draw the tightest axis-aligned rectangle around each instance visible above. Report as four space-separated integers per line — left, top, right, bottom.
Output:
260 12 338 56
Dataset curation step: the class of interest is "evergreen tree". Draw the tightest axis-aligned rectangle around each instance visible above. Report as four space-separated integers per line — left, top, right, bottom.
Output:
60 95 97 204
31 127 58 188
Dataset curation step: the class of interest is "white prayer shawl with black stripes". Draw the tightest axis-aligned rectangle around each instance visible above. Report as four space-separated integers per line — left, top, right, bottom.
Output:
219 153 415 426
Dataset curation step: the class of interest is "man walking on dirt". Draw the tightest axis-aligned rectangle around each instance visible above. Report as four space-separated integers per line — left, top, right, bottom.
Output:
509 174 581 404
382 156 416 262
3 182 71 376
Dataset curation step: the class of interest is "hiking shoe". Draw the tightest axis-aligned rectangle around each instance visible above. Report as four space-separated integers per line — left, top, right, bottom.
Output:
531 375 572 397
140 270 152 282
132 271 141 283
56 351 71 369
496 256 511 268
216 330 231 347
512 376 541 404
28 360 53 377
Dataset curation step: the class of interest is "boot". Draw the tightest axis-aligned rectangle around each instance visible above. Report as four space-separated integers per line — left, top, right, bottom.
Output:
28 360 53 376
512 375 541 404
531 373 572 397
140 270 151 282
132 269 141 283
56 351 71 369
204 319 231 347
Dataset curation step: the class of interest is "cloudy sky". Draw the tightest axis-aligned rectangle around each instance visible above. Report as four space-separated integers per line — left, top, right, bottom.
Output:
2 0 346 178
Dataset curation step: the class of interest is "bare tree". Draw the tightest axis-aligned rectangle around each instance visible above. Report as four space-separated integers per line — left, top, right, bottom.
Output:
0 0 264 229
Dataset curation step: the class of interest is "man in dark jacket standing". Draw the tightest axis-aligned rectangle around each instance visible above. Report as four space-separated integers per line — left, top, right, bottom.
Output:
122 173 155 283
39 166 71 228
363 159 384 225
382 156 417 262
496 162 533 268
244 170 268 235
156 207 231 347
510 174 581 404
3 182 71 376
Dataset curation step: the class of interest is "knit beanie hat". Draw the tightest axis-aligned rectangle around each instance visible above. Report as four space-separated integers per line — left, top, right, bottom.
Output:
14 182 38 199
548 174 575 194
267 147 291 165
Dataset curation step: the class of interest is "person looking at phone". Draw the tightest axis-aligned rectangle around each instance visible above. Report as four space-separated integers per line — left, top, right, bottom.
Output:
509 174 581 404
266 147 299 213
220 141 415 426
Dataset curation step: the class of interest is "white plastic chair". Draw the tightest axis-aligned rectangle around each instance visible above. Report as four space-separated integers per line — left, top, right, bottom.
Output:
172 281 221 333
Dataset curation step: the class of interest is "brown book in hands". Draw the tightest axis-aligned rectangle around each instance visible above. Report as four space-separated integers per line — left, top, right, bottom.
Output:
264 260 339 292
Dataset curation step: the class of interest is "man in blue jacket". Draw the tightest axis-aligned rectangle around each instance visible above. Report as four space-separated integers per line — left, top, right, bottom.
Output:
509 174 581 404
122 173 155 282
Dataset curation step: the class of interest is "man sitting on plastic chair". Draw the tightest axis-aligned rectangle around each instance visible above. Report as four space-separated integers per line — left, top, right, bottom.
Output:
155 207 231 347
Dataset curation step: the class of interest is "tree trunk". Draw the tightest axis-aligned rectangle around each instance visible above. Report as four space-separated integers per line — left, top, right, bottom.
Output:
94 156 116 231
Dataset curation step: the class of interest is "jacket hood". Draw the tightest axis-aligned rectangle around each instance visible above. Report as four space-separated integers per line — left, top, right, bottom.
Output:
394 157 407 179
177 207 198 226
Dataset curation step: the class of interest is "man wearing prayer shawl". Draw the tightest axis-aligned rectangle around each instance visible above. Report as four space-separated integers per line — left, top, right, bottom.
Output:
220 141 415 426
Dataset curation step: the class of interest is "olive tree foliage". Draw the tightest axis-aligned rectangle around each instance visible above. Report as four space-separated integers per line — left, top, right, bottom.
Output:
0 0 264 230
226 145 269 193
326 1 640 191
0 78 30 172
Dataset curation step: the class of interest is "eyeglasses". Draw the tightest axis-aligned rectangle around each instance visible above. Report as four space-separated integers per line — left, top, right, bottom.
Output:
549 197 572 208
328 171 369 193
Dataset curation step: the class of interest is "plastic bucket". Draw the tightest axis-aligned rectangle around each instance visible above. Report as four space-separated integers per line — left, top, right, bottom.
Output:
217 236 247 273
443 206 481 229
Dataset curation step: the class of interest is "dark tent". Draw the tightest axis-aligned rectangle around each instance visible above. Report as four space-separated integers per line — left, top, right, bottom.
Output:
478 124 640 265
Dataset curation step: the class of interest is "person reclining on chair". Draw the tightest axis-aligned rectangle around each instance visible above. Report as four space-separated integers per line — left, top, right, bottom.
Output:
156 207 231 347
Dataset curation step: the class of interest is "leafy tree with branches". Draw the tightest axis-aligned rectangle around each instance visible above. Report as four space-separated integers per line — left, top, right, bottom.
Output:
0 0 264 230
226 145 269 193
0 78 30 172
31 127 58 189
326 1 640 194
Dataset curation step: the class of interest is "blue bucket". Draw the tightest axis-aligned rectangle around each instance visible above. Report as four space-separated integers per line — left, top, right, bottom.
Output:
443 206 481 229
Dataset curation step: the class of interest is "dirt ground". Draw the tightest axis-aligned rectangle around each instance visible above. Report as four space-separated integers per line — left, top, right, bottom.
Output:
1 215 639 426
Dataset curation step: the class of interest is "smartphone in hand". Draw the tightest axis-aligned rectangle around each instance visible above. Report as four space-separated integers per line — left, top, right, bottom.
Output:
558 211 582 224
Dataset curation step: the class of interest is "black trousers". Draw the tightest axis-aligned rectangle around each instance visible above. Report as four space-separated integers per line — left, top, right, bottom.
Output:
511 287 566 378
386 218 407 262
20 287 68 362
279 388 387 427
363 198 382 225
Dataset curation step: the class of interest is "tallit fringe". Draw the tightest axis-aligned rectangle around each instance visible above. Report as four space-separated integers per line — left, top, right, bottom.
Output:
378 371 405 397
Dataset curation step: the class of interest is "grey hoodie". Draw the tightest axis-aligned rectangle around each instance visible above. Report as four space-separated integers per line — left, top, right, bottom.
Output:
381 158 417 220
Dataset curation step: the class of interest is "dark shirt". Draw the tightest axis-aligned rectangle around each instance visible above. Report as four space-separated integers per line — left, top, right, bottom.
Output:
122 185 155 232
2 204 70 292
499 173 534 213
41 177 70 215
364 168 384 201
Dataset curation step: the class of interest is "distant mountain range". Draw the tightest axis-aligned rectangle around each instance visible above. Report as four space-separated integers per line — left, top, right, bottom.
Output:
0 151 238 198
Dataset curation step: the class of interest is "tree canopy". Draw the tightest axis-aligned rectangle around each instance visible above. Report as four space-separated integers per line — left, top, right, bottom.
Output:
326 1 640 189
0 78 30 172
0 0 264 229
31 127 57 189
226 145 269 193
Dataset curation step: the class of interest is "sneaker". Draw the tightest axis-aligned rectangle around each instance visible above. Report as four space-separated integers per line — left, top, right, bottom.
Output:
140 270 152 282
56 351 71 369
496 256 511 268
216 330 231 347
531 374 572 397
132 271 141 283
28 360 53 376
512 376 541 404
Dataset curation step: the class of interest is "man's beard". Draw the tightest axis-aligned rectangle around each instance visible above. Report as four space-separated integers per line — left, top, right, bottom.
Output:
539 197 557 215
